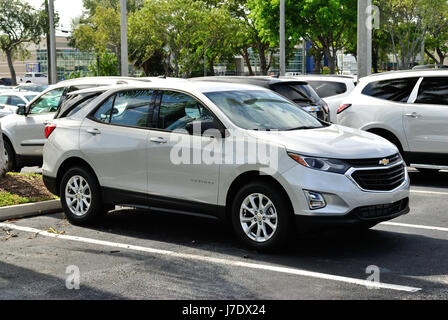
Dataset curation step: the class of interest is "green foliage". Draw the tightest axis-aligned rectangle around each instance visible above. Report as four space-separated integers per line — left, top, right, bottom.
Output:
88 51 120 76
0 0 47 85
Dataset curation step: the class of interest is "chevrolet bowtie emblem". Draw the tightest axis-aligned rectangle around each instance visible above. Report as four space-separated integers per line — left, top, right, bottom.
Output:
379 158 390 166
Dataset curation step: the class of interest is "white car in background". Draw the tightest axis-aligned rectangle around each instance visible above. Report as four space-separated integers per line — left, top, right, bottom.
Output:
0 91 39 118
283 75 357 122
19 72 49 85
337 70 448 173
1 76 153 171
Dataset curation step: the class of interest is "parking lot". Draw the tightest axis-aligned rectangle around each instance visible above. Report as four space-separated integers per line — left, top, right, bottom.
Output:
0 168 447 300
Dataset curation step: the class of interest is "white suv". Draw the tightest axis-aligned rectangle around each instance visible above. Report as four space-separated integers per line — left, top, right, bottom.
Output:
337 70 448 173
42 81 410 250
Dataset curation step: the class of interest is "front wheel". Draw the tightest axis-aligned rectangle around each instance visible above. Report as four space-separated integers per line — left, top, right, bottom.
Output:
3 139 20 172
231 181 293 251
60 166 103 225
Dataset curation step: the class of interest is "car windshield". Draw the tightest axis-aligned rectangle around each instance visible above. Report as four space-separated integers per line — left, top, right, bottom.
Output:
204 90 324 130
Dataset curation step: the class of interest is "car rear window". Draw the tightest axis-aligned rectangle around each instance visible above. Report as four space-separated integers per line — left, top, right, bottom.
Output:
270 83 323 105
307 81 347 98
361 77 419 102
415 77 448 105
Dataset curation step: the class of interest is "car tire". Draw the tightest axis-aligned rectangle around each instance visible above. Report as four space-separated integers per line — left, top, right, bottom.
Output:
231 181 293 251
60 166 104 225
3 139 20 172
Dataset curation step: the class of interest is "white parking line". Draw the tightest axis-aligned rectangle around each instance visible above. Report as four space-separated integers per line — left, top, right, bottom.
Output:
381 222 448 232
410 189 448 196
0 222 421 293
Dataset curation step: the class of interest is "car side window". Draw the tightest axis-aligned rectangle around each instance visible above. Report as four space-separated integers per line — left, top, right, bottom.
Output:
414 77 448 105
93 90 154 127
9 96 24 106
110 90 154 127
158 91 214 131
0 96 8 105
308 81 347 98
28 88 65 114
361 77 420 102
93 95 115 123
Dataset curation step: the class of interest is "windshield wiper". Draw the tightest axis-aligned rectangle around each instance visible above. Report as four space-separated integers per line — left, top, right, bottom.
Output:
285 126 322 131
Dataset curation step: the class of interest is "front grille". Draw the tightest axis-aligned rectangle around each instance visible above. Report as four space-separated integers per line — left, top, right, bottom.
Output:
346 153 401 167
351 163 406 191
354 198 409 219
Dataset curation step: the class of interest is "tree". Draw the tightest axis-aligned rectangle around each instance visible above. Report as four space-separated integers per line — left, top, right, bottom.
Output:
128 0 240 77
249 0 357 74
423 0 448 64
71 6 121 75
379 0 446 69
0 0 47 85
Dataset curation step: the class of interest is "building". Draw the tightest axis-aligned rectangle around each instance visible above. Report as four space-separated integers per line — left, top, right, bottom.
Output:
0 31 96 82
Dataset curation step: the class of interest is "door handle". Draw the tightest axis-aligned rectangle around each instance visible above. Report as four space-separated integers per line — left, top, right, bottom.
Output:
405 112 420 118
86 128 101 135
150 137 167 144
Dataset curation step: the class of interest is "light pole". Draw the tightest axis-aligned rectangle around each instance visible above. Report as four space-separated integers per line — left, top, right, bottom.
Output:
48 0 57 84
120 0 129 76
357 0 372 78
279 0 286 76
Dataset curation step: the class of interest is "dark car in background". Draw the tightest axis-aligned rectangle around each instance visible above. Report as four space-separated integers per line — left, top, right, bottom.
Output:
190 76 329 121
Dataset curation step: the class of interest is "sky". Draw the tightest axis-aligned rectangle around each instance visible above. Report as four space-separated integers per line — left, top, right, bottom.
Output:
25 0 85 31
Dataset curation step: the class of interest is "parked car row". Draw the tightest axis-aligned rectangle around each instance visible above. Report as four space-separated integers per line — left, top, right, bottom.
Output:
0 76 405 251
3 70 445 250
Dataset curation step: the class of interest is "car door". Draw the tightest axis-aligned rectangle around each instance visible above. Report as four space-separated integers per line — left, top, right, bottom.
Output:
147 90 222 213
79 89 154 196
404 76 448 155
14 87 65 156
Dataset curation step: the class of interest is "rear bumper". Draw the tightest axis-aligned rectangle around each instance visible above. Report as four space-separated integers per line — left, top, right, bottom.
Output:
295 197 409 230
43 175 58 196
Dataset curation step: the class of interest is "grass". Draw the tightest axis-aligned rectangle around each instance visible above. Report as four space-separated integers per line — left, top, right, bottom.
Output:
0 191 54 207
0 172 58 207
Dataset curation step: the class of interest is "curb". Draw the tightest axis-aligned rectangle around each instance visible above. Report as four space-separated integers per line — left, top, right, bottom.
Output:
0 199 61 221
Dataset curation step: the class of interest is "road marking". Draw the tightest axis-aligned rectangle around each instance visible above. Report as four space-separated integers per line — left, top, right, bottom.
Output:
0 222 421 293
381 221 448 232
410 189 448 196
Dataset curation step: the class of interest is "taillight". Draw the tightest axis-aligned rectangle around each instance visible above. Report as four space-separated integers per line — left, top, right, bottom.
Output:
44 124 56 138
337 104 352 114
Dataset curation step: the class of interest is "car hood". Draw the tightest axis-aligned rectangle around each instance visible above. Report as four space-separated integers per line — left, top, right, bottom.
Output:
247 124 398 159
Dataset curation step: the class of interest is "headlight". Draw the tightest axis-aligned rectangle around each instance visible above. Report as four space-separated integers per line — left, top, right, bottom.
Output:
288 153 350 174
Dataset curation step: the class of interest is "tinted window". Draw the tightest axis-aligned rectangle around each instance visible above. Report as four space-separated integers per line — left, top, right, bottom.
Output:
110 90 153 127
0 96 8 104
415 77 448 105
93 90 154 127
24 95 37 102
56 92 103 119
204 90 323 130
28 88 65 114
93 95 115 123
361 78 419 102
158 91 213 131
308 81 347 98
9 96 24 106
271 83 322 105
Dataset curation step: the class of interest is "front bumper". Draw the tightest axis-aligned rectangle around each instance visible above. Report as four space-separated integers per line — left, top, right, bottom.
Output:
278 160 411 219
294 197 409 229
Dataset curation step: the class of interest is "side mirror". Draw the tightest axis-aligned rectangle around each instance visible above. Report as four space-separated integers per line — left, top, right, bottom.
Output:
16 104 26 116
185 120 225 138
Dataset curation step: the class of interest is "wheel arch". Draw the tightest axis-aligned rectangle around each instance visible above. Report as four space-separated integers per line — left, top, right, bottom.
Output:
55 157 99 196
224 170 294 223
365 127 405 153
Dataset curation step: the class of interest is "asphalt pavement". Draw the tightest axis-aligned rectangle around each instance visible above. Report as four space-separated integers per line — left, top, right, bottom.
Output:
1 168 447 300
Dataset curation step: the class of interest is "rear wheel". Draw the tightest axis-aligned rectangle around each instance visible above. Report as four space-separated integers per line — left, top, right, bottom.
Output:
3 139 20 172
231 181 293 251
60 166 104 225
